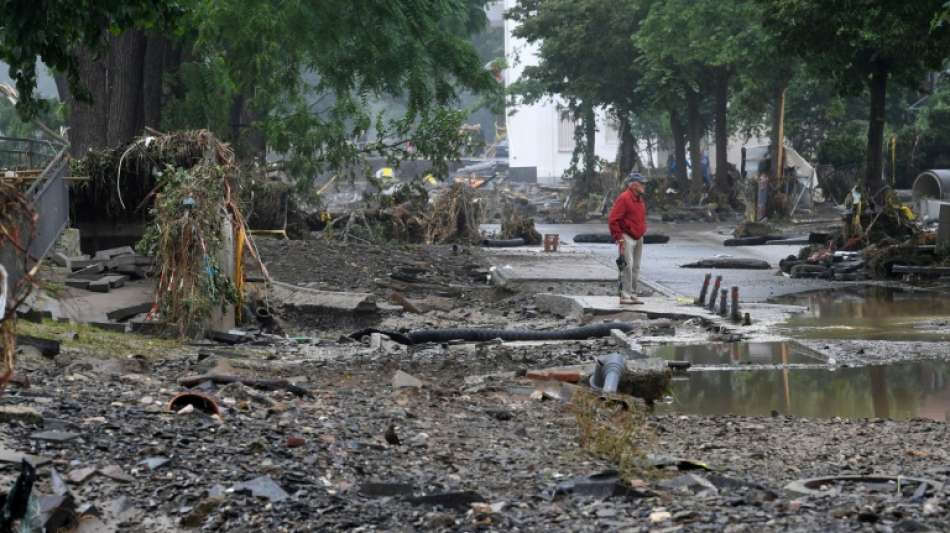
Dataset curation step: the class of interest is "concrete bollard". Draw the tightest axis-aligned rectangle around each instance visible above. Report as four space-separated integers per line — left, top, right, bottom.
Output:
708 276 722 311
743 312 752 326
730 286 740 322
695 273 711 306
718 289 728 317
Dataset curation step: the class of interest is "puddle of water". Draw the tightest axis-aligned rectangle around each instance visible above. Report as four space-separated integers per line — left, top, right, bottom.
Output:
660 360 950 422
646 342 824 366
774 287 950 342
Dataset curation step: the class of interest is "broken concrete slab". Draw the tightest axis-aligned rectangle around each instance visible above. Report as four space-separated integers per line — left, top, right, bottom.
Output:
535 294 701 321
490 255 616 286
269 280 377 314
16 335 61 357
51 252 71 269
610 329 646 359
93 246 135 261
0 405 44 424
71 261 105 273
65 278 91 290
106 301 153 322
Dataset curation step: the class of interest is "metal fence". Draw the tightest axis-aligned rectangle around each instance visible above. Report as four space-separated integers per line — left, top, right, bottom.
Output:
1 137 70 298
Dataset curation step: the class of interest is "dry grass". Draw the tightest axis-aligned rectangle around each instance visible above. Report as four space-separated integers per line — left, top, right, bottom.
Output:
570 388 655 481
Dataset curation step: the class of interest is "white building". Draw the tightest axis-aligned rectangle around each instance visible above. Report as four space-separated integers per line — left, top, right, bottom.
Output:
502 0 621 185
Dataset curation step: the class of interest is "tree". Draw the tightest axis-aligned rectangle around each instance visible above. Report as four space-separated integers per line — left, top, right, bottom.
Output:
761 0 950 198
507 0 647 192
635 0 761 203
0 1 182 119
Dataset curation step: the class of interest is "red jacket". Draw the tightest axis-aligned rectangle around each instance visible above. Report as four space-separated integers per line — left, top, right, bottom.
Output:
608 189 647 241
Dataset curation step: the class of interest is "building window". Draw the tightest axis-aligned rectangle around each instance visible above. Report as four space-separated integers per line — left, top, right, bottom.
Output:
557 110 576 152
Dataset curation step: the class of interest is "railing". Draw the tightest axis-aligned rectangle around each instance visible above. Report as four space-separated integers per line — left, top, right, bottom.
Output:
0 137 70 298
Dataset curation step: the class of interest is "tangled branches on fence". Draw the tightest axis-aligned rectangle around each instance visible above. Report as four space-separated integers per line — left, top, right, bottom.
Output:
130 131 268 337
0 180 37 392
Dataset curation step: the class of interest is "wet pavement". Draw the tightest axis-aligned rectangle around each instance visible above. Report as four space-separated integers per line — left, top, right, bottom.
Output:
661 360 950 422
482 222 844 302
775 286 950 342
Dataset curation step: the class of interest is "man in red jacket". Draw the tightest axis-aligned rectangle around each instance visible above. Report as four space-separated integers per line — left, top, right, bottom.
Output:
608 173 648 304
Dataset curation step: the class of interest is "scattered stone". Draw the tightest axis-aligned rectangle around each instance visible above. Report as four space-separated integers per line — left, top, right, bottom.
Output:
139 457 171 470
392 370 423 389
106 301 154 322
649 510 672 523
406 491 485 511
67 467 98 484
177 404 195 415
99 465 133 483
0 405 43 424
0 449 50 467
29 430 79 443
360 482 416 498
286 436 306 448
180 496 224 528
231 476 289 503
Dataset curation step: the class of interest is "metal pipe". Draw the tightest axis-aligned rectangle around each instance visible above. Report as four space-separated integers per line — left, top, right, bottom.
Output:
589 352 626 394
708 276 722 311
730 286 740 322
695 273 711 305
718 289 728 316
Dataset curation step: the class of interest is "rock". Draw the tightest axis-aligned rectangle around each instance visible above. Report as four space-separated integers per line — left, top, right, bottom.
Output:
99 465 133 483
177 404 195 415
406 491 485 511
0 449 50 467
286 436 306 448
67 466 98 484
29 430 79 443
139 457 170 470
649 510 672 523
392 370 423 389
231 476 290 502
180 496 224 528
0 405 43 424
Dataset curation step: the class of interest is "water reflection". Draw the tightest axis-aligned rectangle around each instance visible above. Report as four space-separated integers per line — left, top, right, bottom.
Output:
646 341 825 366
660 360 950 422
774 287 950 341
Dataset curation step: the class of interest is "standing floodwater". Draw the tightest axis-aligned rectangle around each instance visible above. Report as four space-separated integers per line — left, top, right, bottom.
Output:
774 287 950 341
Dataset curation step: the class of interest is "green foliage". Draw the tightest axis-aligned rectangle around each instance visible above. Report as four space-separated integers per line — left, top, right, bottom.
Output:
0 97 64 138
0 0 184 117
161 0 498 183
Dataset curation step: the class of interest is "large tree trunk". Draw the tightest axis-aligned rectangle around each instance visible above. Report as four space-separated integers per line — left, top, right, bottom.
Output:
713 70 733 201
57 51 109 157
142 34 177 130
669 109 688 192
865 62 887 199
106 31 147 147
229 93 268 163
685 89 704 200
57 31 170 156
617 111 639 177
582 101 597 185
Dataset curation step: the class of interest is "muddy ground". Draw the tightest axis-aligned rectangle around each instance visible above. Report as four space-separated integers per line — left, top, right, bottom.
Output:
2 236 949 531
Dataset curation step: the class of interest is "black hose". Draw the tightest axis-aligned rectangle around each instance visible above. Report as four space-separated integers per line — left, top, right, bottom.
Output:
573 233 669 244
481 238 525 247
350 322 636 346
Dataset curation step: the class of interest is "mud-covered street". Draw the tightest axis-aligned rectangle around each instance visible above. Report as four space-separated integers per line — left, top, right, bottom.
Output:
3 219 950 531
